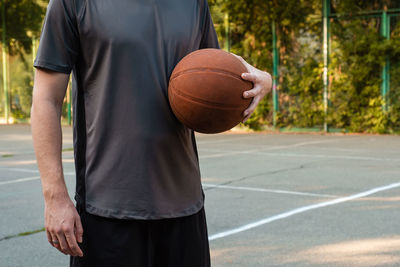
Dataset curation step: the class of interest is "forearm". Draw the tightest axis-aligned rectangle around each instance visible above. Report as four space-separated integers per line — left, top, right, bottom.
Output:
31 98 69 202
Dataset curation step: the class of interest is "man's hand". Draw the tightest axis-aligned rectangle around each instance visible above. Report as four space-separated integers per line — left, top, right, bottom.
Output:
232 54 273 123
45 196 83 257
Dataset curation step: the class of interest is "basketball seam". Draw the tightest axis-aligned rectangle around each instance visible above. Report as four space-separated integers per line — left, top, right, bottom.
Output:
170 68 244 81
169 90 204 132
170 98 228 134
169 85 242 133
170 83 248 109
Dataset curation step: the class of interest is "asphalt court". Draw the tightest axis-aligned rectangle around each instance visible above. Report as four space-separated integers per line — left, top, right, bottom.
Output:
0 124 399 266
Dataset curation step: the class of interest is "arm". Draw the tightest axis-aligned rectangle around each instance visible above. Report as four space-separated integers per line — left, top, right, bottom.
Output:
31 68 83 257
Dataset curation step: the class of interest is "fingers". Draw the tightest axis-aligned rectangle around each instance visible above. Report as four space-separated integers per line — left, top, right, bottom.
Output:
242 72 272 98
242 95 261 123
241 72 258 84
48 230 64 254
55 229 73 255
243 85 262 99
65 228 83 257
242 113 252 123
46 230 52 245
47 229 61 252
47 221 83 256
74 215 84 244
241 84 264 123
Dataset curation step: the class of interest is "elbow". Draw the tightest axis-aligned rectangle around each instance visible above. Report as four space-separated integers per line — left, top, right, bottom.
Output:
31 94 63 122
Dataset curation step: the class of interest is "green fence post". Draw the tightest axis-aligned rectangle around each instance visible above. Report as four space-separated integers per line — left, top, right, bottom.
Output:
224 13 230 52
67 79 72 125
323 0 330 132
272 21 279 128
380 10 390 112
2 0 9 124
32 36 37 65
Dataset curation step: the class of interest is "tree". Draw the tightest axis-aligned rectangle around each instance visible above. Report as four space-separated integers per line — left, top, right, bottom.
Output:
328 0 400 132
0 0 46 56
209 0 400 133
0 0 47 121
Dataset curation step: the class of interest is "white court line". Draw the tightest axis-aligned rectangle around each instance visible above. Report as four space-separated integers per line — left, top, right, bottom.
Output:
208 182 400 241
0 167 39 174
0 172 75 186
0 166 75 175
196 136 254 145
0 176 41 185
200 139 342 159
203 183 338 198
254 152 399 162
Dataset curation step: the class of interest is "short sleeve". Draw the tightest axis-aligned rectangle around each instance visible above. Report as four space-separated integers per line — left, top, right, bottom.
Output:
33 0 80 74
199 0 220 49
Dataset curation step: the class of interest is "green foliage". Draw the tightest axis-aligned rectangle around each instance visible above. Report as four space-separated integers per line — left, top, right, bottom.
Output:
279 57 324 128
243 95 272 130
331 0 400 13
209 0 400 133
0 0 47 122
328 18 400 133
0 0 45 55
9 54 34 119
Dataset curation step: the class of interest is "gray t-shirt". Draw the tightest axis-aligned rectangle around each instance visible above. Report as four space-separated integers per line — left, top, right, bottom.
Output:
34 0 219 219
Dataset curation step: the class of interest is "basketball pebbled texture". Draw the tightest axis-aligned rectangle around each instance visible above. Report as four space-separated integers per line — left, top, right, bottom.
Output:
168 48 253 134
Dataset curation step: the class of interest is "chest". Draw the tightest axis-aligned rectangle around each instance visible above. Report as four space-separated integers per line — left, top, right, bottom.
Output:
79 0 202 51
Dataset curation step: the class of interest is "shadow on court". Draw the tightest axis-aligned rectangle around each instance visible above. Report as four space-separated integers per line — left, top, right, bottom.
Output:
1 125 399 266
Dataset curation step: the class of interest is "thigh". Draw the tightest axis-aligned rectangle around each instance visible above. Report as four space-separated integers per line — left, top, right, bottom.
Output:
151 207 211 267
70 205 152 267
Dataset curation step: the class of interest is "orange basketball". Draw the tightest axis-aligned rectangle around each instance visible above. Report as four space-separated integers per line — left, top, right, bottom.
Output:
168 48 253 134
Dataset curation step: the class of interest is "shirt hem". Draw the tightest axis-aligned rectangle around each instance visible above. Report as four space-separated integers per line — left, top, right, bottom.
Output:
83 198 204 220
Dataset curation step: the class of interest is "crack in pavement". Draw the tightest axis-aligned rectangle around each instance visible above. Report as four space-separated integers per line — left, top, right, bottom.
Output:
0 227 45 242
203 163 307 192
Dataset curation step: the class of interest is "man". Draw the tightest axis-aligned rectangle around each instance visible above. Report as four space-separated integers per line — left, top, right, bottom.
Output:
31 0 272 266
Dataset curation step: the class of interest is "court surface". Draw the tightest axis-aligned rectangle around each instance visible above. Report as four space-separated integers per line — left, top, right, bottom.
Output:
0 124 399 267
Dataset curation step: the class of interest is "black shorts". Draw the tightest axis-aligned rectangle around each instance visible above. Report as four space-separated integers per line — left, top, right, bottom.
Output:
70 205 211 267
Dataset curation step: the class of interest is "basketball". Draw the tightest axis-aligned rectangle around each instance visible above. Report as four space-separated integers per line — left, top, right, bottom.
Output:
168 48 253 134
